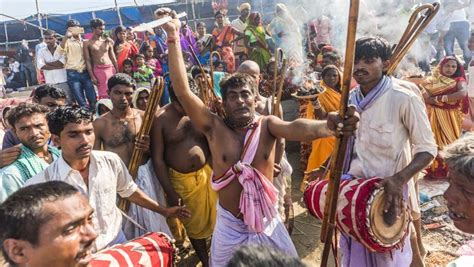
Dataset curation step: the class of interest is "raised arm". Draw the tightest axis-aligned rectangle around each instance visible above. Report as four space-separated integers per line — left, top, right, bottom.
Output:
160 10 215 133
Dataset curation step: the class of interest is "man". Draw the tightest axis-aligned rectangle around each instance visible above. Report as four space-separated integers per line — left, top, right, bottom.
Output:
2 84 66 149
34 37 46 85
442 133 474 266
339 37 437 267
237 60 292 226
36 30 73 103
0 103 60 202
60 19 97 110
93 73 172 239
440 0 471 66
159 10 358 266
26 106 190 251
84 18 118 99
16 40 37 86
151 83 217 266
231 3 251 64
0 181 97 267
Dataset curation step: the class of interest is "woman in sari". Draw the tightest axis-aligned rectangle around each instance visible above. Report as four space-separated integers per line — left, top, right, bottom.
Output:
212 10 244 73
301 65 342 190
114 26 139 72
420 56 468 179
244 12 271 71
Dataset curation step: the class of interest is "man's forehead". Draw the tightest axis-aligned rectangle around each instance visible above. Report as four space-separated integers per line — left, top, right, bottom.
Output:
228 85 253 93
111 84 134 92
17 113 46 124
41 194 92 227
63 121 93 132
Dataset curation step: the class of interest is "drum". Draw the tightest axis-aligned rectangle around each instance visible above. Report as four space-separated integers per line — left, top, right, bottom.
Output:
304 177 410 252
90 232 177 267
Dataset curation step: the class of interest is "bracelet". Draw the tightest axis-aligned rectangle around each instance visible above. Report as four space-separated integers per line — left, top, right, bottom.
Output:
167 35 180 44
442 95 448 103
434 96 440 104
319 165 327 170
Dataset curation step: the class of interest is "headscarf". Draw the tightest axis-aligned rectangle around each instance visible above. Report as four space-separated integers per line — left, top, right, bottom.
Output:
320 64 342 91
246 12 265 39
95 98 113 117
238 3 251 12
132 87 151 109
438 56 466 81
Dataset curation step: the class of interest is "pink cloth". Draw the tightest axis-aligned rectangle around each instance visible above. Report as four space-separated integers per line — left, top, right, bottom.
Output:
93 64 115 99
211 117 279 232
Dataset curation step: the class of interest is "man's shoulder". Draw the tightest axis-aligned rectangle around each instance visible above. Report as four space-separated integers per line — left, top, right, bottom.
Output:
1 163 22 177
92 150 121 162
388 79 421 99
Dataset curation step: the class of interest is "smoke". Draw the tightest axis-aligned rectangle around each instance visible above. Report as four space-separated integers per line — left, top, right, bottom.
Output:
268 0 433 79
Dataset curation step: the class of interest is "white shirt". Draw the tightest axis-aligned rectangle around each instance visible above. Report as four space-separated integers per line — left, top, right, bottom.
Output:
349 79 437 179
26 151 138 251
36 45 67 84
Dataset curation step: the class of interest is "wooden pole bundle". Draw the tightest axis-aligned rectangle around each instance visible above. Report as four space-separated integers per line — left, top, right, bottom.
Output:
387 2 440 75
271 48 286 116
319 0 360 266
118 77 165 212
188 45 225 117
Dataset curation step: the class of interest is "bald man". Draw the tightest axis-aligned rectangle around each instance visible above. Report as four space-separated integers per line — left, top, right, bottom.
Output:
237 60 293 232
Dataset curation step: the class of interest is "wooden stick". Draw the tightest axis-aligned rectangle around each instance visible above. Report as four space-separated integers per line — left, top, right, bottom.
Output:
320 0 359 266
273 58 287 117
271 48 284 114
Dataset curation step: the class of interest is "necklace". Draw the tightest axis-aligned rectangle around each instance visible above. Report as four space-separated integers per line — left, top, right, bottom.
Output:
224 115 256 129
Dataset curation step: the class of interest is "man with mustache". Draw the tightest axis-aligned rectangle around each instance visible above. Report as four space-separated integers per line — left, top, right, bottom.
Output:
0 181 98 267
92 73 172 239
339 37 437 267
0 103 60 202
442 133 474 265
159 10 359 266
26 106 190 251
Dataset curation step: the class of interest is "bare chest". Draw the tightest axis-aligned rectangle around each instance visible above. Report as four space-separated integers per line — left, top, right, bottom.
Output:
103 117 141 148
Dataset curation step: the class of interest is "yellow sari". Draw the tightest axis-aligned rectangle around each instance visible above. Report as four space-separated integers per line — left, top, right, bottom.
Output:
300 80 341 191
420 64 466 179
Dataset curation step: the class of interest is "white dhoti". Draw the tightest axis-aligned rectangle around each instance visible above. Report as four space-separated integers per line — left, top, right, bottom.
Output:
273 153 292 217
123 160 172 239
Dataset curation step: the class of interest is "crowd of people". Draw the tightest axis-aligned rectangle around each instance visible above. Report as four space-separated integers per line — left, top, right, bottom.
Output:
0 0 474 266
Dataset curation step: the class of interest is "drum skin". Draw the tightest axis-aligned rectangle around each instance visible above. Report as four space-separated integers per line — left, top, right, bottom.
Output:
304 177 410 253
90 232 175 267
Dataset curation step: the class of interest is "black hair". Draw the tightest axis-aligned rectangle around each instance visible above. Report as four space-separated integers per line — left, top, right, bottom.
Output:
114 26 126 39
33 84 67 102
219 73 256 100
7 103 49 129
107 73 135 92
322 51 341 64
47 106 93 136
66 19 80 28
226 245 306 267
90 18 105 29
122 58 133 67
135 53 145 60
43 29 56 37
0 181 79 265
215 10 225 18
191 65 210 79
355 37 392 62
213 60 225 70
197 22 206 28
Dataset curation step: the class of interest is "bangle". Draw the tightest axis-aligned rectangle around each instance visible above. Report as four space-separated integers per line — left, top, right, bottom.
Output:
434 96 440 104
442 95 448 103
167 35 179 44
319 165 327 171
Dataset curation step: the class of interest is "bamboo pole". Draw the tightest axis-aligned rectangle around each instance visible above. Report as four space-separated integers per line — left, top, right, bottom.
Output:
320 0 359 266
272 58 287 117
387 2 439 75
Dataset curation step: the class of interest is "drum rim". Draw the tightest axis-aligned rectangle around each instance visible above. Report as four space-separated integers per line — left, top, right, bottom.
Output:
366 188 410 248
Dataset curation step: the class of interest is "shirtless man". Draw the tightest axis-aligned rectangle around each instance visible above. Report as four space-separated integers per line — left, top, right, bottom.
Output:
237 60 293 229
93 73 170 238
159 10 358 266
84 18 118 99
151 83 217 266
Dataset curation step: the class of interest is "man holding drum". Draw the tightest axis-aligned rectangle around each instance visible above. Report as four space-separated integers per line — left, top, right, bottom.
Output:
158 9 359 266
340 37 437 267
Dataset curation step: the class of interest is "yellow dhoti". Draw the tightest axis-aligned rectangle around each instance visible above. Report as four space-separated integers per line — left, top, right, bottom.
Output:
169 165 218 239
